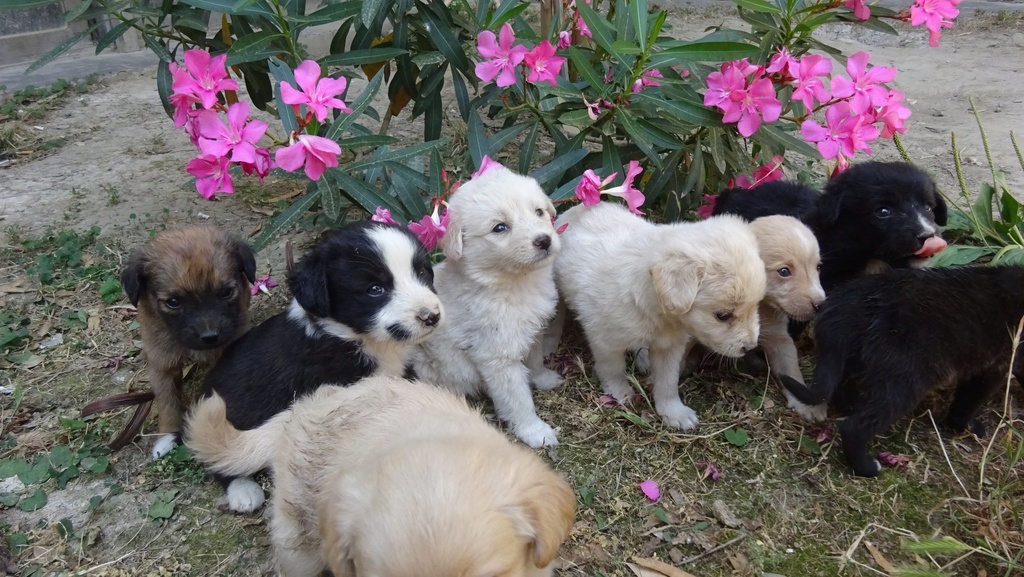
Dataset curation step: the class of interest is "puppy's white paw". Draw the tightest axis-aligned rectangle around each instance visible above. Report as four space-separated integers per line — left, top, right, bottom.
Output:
225 477 265 513
656 400 699 431
785 392 827 422
515 419 559 448
532 368 564 391
633 349 650 373
151 434 178 460
603 382 635 404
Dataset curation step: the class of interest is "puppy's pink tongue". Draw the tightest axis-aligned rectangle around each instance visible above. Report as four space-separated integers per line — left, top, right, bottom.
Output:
915 236 947 257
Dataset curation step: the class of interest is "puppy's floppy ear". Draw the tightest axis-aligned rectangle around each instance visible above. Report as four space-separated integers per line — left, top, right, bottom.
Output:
289 247 331 318
232 238 258 284
815 189 843 226
120 249 147 306
650 252 704 315
507 469 575 568
932 191 948 226
544 196 557 218
440 218 464 261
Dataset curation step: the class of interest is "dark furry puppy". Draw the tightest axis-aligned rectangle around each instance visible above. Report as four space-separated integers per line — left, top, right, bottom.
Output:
120 226 256 459
713 161 948 291
782 266 1024 477
185 221 443 512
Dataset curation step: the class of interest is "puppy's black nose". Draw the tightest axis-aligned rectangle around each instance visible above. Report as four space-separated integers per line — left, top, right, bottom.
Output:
419 310 440 327
200 331 220 345
533 235 552 251
812 299 825 312
918 231 936 241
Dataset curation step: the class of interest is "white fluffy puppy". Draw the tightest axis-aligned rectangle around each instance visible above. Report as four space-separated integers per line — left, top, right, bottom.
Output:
549 203 766 430
413 166 563 448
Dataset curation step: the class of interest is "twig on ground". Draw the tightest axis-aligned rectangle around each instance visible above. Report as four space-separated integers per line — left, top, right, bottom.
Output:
679 531 748 565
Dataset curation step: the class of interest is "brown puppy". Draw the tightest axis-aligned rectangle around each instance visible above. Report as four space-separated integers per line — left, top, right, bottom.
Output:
188 376 575 577
121 226 256 458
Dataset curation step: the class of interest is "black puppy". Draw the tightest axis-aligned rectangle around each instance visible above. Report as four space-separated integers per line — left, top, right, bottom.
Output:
185 221 443 512
782 266 1024 477
714 161 948 291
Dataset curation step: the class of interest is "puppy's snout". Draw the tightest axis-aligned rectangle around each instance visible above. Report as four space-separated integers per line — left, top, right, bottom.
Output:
533 235 552 251
418 308 441 327
740 344 755 355
199 330 220 345
917 231 935 241
812 299 825 312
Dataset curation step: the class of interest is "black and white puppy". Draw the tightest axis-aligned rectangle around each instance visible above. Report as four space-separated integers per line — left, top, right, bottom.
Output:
185 221 443 512
713 161 948 291
782 266 1024 477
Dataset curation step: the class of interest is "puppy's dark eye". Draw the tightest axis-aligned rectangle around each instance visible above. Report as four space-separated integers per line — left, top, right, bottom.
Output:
875 207 892 218
217 287 234 299
535 208 544 217
817 263 822 272
777 267 791 278
367 285 386 297
715 311 733 322
165 298 181 309
924 204 934 213
492 223 509 233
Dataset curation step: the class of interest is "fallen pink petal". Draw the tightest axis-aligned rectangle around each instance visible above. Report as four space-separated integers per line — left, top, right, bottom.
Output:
877 452 912 470
640 480 660 501
597 393 620 408
699 460 721 482
250 276 279 296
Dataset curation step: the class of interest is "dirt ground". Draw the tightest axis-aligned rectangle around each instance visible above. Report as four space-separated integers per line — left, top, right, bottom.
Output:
1 6 1023 577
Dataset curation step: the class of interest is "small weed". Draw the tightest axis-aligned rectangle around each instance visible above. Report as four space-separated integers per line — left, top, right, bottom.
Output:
102 184 121 206
147 488 180 523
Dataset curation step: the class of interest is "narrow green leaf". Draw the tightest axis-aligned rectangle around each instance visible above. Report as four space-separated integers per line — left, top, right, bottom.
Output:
467 109 488 168
451 71 470 119
519 122 540 174
488 0 521 27
333 171 403 214
575 1 619 61
631 0 649 52
902 537 974 555
327 72 384 140
319 174 342 221
530 148 589 189
386 161 430 215
552 174 585 201
0 0 61 8
755 124 821 159
424 95 442 142
26 25 97 73
344 140 446 173
488 123 531 155
290 0 359 25
566 47 604 91
855 14 899 35
734 0 782 13
156 58 175 120
64 0 92 22
636 118 684 149
19 489 47 512
636 93 720 126
338 135 399 149
617 108 660 165
601 135 622 175
94 19 137 55
142 34 173 62
647 9 667 47
646 42 758 67
645 148 685 200
319 47 408 67
418 3 471 73
360 0 388 28
179 0 275 17
490 1 528 28
251 183 320 252
226 31 284 65
429 148 444 199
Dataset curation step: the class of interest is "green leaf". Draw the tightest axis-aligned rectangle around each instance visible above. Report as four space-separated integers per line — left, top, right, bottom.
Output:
652 507 671 524
327 72 384 140
734 0 782 13
47 446 76 469
319 47 408 67
55 518 73 539
489 123 532 156
178 0 275 17
451 71 470 119
636 92 720 126
26 25 98 74
156 58 175 120
290 0 359 26
0 0 61 9
418 3 470 73
647 9 667 47
467 109 488 169
18 460 50 485
566 47 604 91
723 427 749 447
19 489 47 513
345 140 446 173
530 148 589 189
269 57 300 135
6 533 28 554
338 135 399 149
141 34 173 63
226 31 285 65
575 1 619 62
903 536 974 555
0 458 30 479
615 410 654 430
798 435 821 455
147 499 175 520
55 465 79 489
332 170 402 214
488 0 524 27
319 173 343 221
618 108 659 164
519 122 540 175
756 123 821 159
64 0 92 22
855 15 899 35
360 0 388 28
251 182 320 252
646 42 758 67
631 0 649 51
0 493 19 507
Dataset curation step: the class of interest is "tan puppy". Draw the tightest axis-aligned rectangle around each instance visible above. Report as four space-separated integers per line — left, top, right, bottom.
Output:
413 166 563 448
548 203 766 430
120 226 255 458
186 376 576 577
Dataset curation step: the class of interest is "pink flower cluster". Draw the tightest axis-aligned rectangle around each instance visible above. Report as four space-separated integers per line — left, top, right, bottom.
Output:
909 0 962 47
171 50 272 199
574 160 646 215
703 59 782 137
169 51 352 198
475 23 566 87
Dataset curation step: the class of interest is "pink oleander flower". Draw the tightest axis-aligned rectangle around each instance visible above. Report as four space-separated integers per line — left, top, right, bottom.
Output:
631 69 663 93
604 160 645 215
843 0 871 20
196 102 268 164
250 276 278 296
830 52 898 115
280 60 352 122
696 194 717 219
801 101 880 167
911 0 961 46
409 202 450 250
183 115 201 146
557 30 572 49
733 155 786 188
575 169 614 205
524 41 566 86
475 23 528 88
699 460 721 482
239 147 274 183
582 96 602 121
789 54 833 110
575 11 592 38
168 91 201 129
274 134 341 181
874 89 912 138
766 47 794 75
639 480 660 501
472 155 504 179
170 50 238 110
704 59 781 137
371 207 398 224
186 154 234 199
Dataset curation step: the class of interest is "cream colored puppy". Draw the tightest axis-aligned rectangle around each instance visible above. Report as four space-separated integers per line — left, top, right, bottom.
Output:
414 166 563 448
187 376 575 577
746 216 826 420
550 203 766 429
